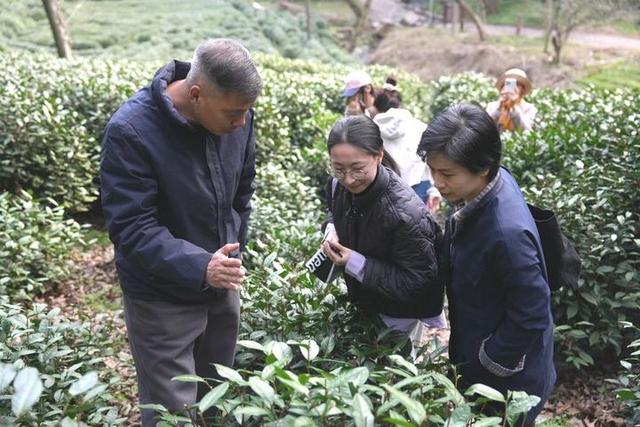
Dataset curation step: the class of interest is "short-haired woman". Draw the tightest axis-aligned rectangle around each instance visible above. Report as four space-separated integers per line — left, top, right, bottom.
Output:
321 115 445 353
418 103 555 425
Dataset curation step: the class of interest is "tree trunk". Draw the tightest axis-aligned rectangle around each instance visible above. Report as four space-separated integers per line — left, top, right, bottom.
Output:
305 0 311 40
478 0 487 24
42 0 72 58
551 27 562 64
456 0 485 41
451 2 459 35
348 0 372 52
481 0 500 15
345 0 364 18
543 0 553 54
429 0 436 26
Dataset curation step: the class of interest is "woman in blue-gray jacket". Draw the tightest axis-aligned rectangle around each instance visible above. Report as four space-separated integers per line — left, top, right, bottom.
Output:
417 103 555 425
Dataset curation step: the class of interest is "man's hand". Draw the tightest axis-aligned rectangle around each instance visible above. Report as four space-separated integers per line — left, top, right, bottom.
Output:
322 240 352 267
206 243 244 290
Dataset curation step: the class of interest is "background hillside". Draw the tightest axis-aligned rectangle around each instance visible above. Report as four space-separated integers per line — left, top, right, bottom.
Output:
0 0 353 62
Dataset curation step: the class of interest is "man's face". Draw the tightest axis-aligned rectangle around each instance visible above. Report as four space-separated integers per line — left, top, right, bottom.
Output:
191 85 254 135
427 152 489 204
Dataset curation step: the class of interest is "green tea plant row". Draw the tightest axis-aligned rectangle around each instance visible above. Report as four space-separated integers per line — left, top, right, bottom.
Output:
0 192 84 300
0 52 639 423
0 298 124 425
0 0 351 63
2 52 639 366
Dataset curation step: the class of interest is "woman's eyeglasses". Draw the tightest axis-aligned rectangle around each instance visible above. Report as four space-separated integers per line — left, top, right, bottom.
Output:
327 167 369 181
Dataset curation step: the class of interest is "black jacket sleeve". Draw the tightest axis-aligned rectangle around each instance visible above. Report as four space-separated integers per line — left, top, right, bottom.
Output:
100 122 212 290
360 211 439 303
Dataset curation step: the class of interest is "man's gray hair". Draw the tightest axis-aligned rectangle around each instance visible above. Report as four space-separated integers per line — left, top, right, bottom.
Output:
187 39 263 101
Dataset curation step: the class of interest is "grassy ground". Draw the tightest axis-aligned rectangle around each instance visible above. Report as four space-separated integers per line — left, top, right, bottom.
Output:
577 60 640 90
467 0 547 28
466 0 640 36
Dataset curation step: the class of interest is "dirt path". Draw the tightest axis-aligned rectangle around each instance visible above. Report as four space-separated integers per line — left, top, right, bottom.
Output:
368 0 640 51
484 23 640 51
366 1 640 88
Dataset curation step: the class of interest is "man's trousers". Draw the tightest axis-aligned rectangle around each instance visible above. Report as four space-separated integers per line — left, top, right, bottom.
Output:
123 290 240 426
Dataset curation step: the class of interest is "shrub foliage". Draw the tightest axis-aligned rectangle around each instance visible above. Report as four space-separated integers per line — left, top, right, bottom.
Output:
0 298 124 425
0 53 638 424
0 192 83 301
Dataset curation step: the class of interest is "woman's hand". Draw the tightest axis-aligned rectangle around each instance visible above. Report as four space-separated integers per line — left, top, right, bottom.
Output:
500 86 520 105
322 240 352 267
323 228 339 245
427 195 441 215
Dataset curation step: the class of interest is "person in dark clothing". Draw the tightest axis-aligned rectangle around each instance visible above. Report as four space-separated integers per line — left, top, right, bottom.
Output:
417 103 555 425
321 115 445 353
100 39 262 425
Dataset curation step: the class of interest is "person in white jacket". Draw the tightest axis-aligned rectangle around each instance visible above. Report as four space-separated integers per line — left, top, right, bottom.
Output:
372 78 441 215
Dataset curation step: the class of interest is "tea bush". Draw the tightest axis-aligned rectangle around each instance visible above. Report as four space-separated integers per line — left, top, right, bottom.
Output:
0 192 83 301
2 53 639 423
0 53 151 212
430 73 640 368
149 236 540 426
0 297 124 425
149 348 539 426
612 323 640 424
0 52 433 213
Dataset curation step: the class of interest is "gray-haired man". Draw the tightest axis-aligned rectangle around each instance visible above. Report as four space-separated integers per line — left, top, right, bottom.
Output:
100 39 263 425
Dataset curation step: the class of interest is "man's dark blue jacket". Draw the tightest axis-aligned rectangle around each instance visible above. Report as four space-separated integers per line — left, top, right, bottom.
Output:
444 168 556 422
100 60 256 304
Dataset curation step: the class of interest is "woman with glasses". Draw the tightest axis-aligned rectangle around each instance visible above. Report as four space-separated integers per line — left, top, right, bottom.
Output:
321 115 445 353
418 103 555 425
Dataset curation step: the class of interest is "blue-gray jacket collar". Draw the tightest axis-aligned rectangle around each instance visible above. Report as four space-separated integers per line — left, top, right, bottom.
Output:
453 169 504 226
151 60 202 132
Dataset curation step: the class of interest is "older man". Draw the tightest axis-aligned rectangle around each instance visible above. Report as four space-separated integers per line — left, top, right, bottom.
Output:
100 39 262 425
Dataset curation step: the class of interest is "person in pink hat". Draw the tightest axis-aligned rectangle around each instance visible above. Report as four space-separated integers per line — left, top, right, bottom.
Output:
486 68 537 132
342 70 375 117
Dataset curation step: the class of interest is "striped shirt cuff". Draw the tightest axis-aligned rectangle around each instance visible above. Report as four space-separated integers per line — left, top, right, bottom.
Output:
478 334 526 377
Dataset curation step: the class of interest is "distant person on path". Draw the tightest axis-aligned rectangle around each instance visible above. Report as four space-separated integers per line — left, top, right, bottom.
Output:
342 70 375 117
418 103 555 425
372 77 442 215
486 68 537 132
321 115 445 357
100 39 262 425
